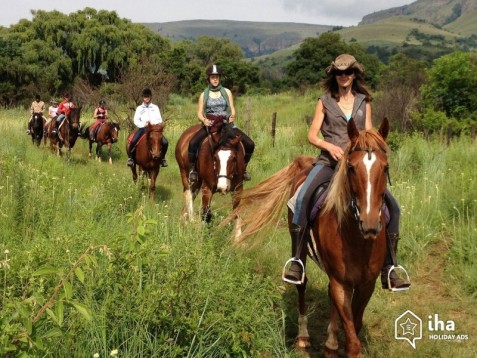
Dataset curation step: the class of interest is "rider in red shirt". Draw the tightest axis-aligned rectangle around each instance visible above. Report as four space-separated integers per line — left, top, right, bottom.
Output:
52 94 75 134
89 99 108 140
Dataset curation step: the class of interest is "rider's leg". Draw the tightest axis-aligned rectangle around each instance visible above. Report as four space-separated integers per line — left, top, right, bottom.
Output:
127 128 144 167
160 136 169 167
188 128 208 182
381 190 411 290
233 127 255 181
26 115 33 134
284 164 334 284
52 114 64 134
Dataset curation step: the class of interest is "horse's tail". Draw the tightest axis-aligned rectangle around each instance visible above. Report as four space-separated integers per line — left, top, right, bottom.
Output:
221 156 313 242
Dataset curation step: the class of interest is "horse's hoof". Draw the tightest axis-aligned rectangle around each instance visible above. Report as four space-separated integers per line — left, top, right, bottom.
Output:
295 336 311 349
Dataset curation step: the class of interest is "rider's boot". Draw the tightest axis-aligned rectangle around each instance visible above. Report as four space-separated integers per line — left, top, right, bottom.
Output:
52 121 58 135
188 153 198 183
243 167 251 181
161 158 168 167
283 224 308 285
381 233 411 291
127 149 135 167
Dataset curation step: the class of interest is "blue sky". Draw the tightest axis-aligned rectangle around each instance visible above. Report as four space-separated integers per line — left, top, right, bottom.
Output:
2 0 414 28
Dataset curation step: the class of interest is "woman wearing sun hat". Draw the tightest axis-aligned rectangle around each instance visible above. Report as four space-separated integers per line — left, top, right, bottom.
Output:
283 54 411 292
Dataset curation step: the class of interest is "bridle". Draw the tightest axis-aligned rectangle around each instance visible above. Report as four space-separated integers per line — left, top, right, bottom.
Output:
347 145 390 221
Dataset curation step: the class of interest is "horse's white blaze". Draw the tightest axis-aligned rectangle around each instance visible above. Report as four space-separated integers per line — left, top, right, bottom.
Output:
362 152 377 214
217 150 231 191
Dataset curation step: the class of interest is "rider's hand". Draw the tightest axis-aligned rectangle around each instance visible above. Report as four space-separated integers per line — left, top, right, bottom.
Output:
203 118 211 126
229 114 235 123
328 143 344 161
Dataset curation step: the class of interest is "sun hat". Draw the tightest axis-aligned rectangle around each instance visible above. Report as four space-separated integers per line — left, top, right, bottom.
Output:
326 54 364 73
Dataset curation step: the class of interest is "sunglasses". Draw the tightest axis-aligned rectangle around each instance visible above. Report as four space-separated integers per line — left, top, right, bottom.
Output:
334 69 354 76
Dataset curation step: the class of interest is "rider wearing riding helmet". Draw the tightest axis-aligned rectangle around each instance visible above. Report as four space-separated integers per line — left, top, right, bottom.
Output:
188 64 255 183
89 99 109 140
127 88 168 168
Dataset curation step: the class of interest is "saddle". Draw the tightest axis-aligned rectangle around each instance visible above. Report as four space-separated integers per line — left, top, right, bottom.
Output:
90 122 105 141
127 131 146 151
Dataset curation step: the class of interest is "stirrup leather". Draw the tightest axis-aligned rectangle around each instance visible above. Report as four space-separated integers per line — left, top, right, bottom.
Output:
387 264 410 292
282 258 305 285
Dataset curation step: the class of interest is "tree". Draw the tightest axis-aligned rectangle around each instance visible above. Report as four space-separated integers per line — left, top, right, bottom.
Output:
374 53 428 131
285 33 380 89
420 51 477 118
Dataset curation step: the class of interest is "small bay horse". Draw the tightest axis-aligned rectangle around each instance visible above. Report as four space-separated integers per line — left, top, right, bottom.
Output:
45 107 83 158
82 121 120 164
223 119 391 357
126 123 165 200
30 112 44 147
175 122 245 237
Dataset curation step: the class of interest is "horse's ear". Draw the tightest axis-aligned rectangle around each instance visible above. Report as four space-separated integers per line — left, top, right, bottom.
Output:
230 135 242 145
347 118 360 142
378 117 389 141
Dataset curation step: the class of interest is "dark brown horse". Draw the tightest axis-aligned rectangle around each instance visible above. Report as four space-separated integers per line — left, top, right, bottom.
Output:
126 123 165 199
82 121 120 164
175 122 245 237
45 107 82 157
30 112 44 147
224 119 391 357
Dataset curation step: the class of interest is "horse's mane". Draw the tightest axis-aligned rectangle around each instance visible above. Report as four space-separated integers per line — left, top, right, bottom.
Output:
219 122 238 147
321 129 390 224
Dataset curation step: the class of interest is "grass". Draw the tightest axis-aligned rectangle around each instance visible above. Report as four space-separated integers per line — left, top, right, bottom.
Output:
1 92 476 357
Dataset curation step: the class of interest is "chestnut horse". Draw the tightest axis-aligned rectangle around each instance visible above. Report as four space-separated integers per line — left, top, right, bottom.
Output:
175 122 245 237
45 107 82 158
82 121 120 164
224 119 390 357
30 112 44 147
126 123 165 200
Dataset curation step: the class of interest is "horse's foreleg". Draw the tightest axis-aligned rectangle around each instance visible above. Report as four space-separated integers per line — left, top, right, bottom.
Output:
328 280 360 358
201 186 213 223
295 281 311 349
231 187 243 241
149 169 159 201
96 144 102 162
351 281 375 335
107 143 112 164
325 289 340 352
88 140 93 158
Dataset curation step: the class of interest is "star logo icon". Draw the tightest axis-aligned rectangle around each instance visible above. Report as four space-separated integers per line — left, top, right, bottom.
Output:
395 310 422 349
400 317 418 336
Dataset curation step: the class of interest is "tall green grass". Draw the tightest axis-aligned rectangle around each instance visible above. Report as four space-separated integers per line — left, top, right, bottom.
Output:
1 93 476 357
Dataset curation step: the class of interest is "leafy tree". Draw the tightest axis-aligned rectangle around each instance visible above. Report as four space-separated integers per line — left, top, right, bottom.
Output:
374 53 428 131
421 51 477 118
285 33 380 89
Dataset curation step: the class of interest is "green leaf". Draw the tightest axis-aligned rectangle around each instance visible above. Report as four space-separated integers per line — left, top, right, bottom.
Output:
75 267 85 284
137 225 146 236
69 301 93 321
46 308 59 325
63 281 73 300
32 265 61 276
55 301 64 326
41 327 64 339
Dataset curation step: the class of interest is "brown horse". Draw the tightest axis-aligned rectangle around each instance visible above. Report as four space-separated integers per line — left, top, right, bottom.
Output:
82 121 120 164
45 107 83 157
175 122 245 236
223 119 391 357
126 123 165 200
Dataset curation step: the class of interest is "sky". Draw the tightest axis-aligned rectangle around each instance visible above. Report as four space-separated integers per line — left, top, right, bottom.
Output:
1 0 414 28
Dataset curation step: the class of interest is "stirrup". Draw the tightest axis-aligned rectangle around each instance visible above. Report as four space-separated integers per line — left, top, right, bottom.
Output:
387 265 410 292
281 258 305 285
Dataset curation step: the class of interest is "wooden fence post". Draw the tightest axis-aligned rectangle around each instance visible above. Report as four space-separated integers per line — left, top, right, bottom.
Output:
271 112 277 147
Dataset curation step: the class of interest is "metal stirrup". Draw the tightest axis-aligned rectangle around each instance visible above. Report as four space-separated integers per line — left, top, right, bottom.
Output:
387 264 411 292
282 258 305 285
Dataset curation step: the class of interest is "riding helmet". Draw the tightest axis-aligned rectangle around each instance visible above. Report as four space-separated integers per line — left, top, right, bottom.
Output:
205 64 222 77
99 99 106 105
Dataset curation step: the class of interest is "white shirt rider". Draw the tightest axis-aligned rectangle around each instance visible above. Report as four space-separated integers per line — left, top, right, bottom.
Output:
133 103 163 128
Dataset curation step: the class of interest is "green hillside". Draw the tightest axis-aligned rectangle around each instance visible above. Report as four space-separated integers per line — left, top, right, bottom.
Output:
143 20 334 58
